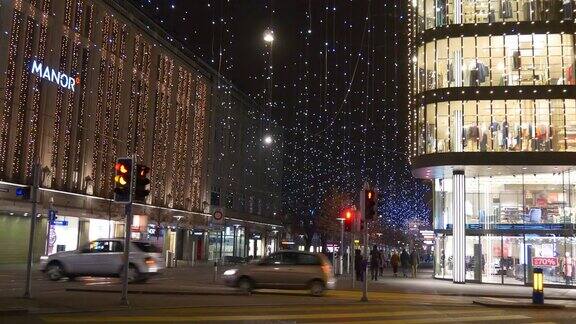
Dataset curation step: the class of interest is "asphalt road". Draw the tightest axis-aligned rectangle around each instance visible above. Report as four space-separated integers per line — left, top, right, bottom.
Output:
1 265 576 323
5 290 576 323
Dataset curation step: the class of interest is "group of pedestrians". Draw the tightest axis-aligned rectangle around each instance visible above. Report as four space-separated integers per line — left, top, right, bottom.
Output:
390 248 420 278
353 246 421 281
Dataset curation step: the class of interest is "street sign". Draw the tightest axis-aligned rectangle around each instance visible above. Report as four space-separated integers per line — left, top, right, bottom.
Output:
213 209 224 224
52 220 68 226
48 209 57 225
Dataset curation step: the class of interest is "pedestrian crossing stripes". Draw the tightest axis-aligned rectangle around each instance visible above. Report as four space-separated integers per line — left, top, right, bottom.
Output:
42 305 532 323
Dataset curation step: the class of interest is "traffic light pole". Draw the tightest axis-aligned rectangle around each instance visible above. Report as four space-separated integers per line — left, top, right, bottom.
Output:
361 221 369 302
121 202 133 306
340 220 344 276
120 156 136 306
351 233 355 288
24 163 41 299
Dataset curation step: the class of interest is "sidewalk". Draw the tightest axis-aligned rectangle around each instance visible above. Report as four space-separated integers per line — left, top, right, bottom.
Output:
338 268 576 301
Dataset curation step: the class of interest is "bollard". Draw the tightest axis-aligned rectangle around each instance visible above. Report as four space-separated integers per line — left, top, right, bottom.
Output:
213 262 218 283
532 268 544 304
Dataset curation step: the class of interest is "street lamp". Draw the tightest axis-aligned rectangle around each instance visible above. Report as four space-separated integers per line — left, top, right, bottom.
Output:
263 134 273 145
263 28 274 43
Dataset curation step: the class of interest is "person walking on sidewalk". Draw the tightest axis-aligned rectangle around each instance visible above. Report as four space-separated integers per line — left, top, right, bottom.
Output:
378 248 385 277
370 245 380 281
390 251 400 277
400 249 410 278
410 249 420 278
355 249 363 281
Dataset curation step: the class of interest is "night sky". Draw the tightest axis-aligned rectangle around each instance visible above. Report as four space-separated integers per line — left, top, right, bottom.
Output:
130 0 431 229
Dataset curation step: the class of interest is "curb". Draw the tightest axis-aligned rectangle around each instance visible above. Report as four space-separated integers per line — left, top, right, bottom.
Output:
337 288 576 301
472 300 566 309
66 288 242 296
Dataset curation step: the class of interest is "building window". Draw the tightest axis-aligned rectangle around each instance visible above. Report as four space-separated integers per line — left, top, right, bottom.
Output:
416 33 575 93
210 191 220 206
417 0 572 32
225 192 234 209
418 99 576 154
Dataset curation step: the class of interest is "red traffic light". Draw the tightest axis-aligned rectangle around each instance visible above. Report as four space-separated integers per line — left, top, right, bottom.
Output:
345 210 352 220
114 157 133 203
115 162 129 174
343 207 355 232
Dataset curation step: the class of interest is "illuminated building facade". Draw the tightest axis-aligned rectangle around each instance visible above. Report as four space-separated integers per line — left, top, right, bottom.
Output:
0 0 282 263
408 0 576 286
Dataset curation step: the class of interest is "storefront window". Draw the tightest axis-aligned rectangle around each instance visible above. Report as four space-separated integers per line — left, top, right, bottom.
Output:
434 233 454 279
434 178 452 229
481 234 502 283
420 99 576 154
466 236 480 280
416 33 575 93
525 235 568 285
416 0 573 30
47 216 79 255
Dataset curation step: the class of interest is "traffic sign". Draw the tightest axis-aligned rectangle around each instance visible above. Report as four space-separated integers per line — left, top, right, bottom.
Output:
212 209 224 224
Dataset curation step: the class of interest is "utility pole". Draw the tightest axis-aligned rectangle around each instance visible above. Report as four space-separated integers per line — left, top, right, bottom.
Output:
361 218 369 302
360 181 370 302
340 219 344 275
24 163 41 299
118 156 135 306
351 233 355 288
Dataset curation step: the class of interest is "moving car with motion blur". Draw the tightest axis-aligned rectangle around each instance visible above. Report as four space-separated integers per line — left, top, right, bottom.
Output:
222 250 336 296
39 239 163 283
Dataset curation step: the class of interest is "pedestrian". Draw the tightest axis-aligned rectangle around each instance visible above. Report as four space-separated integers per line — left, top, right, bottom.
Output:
354 249 363 281
400 248 410 278
361 255 368 282
410 249 420 278
378 248 384 277
370 245 379 281
390 251 400 277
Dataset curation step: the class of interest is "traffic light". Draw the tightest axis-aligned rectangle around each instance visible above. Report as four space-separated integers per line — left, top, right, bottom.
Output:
15 186 31 200
343 208 354 232
364 189 377 221
134 164 151 202
114 157 133 203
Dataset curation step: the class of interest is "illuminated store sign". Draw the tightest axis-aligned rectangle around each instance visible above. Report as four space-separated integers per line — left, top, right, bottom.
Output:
532 257 558 268
30 60 76 92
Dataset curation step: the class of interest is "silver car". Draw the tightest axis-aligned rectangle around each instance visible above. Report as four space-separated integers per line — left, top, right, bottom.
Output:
223 251 336 296
40 239 163 283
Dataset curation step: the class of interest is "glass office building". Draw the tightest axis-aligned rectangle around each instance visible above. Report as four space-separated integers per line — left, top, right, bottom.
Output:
408 0 576 286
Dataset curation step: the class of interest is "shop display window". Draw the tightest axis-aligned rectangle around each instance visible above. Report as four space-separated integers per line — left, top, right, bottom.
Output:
416 33 575 93
419 99 576 154
416 0 574 32
435 171 576 228
437 234 576 286
434 234 454 279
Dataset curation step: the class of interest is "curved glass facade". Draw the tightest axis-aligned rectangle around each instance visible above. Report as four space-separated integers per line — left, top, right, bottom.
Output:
416 34 575 93
434 172 576 285
417 0 574 33
409 1 576 287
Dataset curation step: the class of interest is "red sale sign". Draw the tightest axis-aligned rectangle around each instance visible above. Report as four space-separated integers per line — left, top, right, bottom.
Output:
532 257 558 267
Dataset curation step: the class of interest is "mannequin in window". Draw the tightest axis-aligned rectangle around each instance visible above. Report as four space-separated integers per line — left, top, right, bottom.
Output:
565 0 574 20
564 252 574 285
436 0 447 27
501 0 513 19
